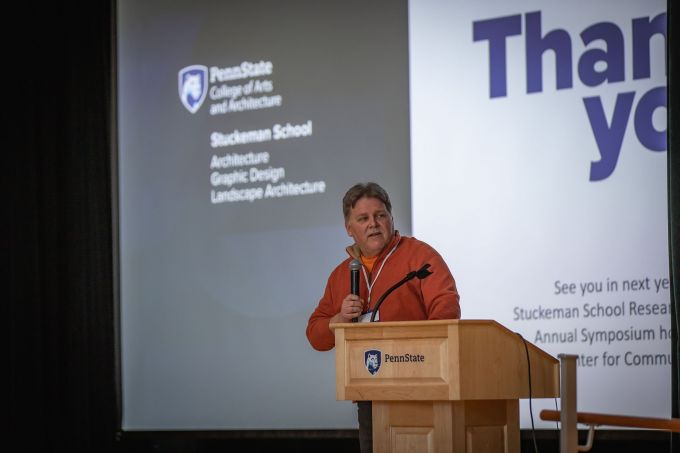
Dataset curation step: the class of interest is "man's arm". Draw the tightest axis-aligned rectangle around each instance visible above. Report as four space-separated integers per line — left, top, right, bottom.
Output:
306 273 366 351
306 281 338 351
420 247 461 320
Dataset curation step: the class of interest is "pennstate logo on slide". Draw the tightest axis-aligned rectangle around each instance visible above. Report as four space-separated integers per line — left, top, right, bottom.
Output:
365 350 382 376
178 65 208 114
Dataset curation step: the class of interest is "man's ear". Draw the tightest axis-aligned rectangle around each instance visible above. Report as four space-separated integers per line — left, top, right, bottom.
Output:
345 222 352 237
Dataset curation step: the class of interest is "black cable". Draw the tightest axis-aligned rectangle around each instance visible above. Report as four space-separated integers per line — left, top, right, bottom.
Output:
554 396 560 452
517 333 540 453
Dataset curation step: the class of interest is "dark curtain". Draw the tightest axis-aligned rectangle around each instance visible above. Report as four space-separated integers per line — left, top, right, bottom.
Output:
9 2 118 452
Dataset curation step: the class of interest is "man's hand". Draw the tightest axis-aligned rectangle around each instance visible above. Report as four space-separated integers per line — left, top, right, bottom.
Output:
330 294 366 324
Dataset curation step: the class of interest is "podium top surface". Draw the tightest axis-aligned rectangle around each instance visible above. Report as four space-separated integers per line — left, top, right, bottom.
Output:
331 319 502 330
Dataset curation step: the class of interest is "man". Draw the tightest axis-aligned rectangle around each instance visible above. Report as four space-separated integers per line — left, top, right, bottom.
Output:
306 182 461 453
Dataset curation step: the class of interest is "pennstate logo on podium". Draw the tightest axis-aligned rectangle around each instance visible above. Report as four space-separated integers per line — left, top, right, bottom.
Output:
178 65 208 114
365 350 382 376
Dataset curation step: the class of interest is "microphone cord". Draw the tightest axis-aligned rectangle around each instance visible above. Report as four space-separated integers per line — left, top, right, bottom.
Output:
516 332 540 453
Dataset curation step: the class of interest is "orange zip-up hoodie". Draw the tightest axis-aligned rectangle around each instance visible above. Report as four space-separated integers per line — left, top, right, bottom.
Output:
306 232 461 351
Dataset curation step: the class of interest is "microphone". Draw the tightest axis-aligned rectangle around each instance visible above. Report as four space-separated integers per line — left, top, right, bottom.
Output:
370 264 432 322
349 259 362 322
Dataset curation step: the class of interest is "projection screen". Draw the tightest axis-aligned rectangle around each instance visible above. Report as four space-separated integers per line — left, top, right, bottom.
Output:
116 0 669 430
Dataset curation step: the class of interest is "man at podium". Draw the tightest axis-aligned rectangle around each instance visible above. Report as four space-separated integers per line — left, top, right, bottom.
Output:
306 182 461 453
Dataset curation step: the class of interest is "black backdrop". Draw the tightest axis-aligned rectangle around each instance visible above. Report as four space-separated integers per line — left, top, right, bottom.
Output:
8 1 679 452
10 2 118 452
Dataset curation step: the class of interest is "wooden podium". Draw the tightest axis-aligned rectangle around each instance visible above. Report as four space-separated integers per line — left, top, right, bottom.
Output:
330 320 559 453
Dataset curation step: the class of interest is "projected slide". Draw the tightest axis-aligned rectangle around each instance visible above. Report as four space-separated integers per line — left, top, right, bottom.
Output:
117 0 410 429
410 0 669 426
118 0 670 432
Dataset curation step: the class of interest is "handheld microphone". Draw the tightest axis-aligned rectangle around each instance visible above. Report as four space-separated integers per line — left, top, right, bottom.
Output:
349 259 362 322
370 264 432 322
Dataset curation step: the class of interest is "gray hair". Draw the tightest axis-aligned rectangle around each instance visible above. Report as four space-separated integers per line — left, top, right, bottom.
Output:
342 182 392 220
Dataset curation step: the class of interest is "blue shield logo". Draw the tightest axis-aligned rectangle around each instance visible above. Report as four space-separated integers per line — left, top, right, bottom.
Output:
178 65 208 113
365 350 382 376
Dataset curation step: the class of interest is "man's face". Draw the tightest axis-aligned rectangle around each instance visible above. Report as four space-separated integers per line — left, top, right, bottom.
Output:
345 196 395 257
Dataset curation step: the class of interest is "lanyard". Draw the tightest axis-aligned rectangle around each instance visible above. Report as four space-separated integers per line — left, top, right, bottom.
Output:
361 237 401 308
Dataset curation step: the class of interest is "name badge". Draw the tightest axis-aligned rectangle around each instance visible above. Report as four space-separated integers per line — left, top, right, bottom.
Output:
358 310 379 323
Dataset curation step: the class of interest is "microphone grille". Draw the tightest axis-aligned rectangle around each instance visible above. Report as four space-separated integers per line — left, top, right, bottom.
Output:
349 259 362 271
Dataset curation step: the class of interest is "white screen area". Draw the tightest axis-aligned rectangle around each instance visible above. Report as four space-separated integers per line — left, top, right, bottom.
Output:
410 0 669 427
117 0 669 430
